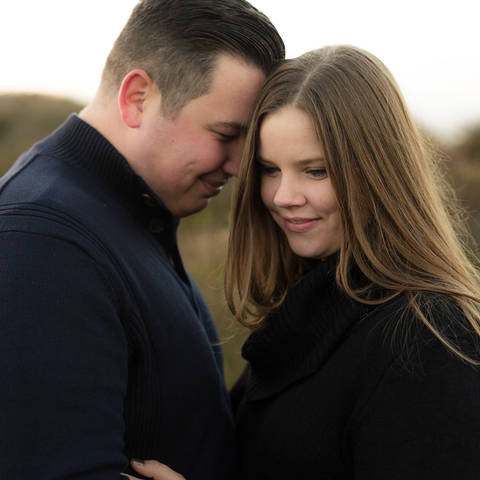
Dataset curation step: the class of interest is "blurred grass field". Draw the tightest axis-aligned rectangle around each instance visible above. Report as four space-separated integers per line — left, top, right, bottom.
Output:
1 93 479 387
178 214 248 387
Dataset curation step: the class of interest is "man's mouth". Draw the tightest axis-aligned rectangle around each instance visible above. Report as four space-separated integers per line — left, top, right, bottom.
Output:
200 178 226 196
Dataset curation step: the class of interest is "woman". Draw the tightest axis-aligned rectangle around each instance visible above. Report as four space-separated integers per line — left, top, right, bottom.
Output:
128 46 480 479
224 45 480 479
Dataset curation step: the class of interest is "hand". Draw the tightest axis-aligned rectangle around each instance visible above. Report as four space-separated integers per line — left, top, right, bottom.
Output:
122 459 186 480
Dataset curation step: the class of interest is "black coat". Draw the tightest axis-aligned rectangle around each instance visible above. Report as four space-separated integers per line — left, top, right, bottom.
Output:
231 256 480 479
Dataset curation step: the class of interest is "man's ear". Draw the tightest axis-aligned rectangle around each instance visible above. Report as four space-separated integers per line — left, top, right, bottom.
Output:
118 69 156 128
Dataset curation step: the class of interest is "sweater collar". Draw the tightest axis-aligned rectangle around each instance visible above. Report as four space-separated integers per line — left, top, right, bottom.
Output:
34 114 177 226
241 254 370 401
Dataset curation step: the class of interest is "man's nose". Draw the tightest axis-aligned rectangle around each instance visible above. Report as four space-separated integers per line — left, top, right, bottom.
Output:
221 140 244 177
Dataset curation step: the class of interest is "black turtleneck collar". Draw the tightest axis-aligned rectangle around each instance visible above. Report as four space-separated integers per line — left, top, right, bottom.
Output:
242 254 370 401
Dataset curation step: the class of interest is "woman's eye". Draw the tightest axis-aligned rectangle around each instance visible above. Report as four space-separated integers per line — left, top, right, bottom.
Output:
306 168 327 178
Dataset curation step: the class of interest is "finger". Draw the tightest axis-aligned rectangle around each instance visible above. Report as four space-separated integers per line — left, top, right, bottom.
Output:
131 459 186 480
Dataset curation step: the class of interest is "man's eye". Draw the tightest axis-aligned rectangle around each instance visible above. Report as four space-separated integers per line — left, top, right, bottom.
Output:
217 133 237 143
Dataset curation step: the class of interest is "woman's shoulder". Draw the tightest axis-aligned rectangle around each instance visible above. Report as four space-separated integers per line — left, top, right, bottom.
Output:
348 293 480 478
355 290 480 375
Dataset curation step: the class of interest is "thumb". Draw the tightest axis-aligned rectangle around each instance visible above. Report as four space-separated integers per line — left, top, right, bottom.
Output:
130 459 186 480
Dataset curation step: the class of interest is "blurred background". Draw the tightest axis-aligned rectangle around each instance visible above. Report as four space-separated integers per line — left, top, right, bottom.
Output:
1 0 479 386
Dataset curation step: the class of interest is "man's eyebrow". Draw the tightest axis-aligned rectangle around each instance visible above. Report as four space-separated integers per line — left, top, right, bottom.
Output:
211 121 249 134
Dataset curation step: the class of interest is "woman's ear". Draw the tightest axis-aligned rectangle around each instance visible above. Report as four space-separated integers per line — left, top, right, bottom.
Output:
118 69 156 128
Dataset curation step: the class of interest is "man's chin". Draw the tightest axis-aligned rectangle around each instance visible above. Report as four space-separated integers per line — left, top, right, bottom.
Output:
173 198 211 218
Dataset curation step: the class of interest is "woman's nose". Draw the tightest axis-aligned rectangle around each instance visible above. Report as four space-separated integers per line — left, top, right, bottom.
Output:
273 176 306 208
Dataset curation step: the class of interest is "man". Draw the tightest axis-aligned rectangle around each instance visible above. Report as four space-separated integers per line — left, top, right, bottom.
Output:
0 1 284 478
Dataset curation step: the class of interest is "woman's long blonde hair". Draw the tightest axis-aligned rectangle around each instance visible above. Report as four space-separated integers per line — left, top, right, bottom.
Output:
225 45 480 363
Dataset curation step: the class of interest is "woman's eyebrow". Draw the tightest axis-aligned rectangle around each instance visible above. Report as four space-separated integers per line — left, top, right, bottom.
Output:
257 155 325 164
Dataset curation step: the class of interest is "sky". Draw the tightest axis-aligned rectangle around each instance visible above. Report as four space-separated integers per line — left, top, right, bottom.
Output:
1 0 479 141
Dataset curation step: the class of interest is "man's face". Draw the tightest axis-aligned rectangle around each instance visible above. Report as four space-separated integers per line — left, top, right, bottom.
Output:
133 54 266 217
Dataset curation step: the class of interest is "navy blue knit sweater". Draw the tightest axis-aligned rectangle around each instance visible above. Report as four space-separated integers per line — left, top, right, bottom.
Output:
0 115 237 479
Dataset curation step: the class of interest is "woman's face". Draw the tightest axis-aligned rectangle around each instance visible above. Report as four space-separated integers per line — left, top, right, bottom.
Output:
258 107 343 259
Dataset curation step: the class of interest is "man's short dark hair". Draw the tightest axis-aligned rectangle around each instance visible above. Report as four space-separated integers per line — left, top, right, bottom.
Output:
101 0 285 114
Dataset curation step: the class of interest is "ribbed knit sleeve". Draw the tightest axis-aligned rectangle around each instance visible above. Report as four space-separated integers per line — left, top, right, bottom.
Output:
0 229 129 479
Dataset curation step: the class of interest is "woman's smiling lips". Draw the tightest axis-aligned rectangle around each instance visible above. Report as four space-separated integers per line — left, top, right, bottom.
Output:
282 216 321 233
